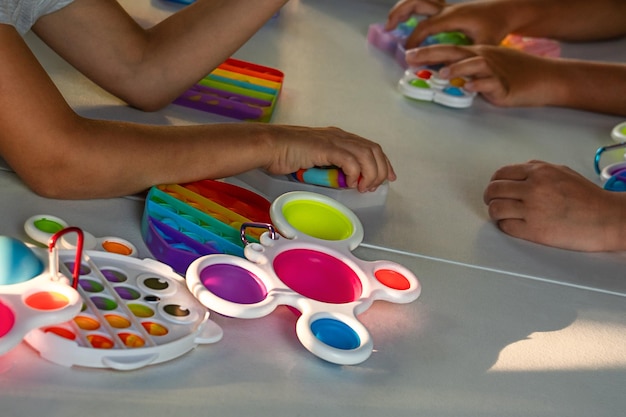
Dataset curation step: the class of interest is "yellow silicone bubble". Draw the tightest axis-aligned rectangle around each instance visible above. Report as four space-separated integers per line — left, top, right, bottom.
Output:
449 77 465 87
282 200 353 241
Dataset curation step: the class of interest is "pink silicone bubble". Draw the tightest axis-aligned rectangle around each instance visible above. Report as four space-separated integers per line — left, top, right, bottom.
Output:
0 300 15 337
273 249 362 304
200 263 267 304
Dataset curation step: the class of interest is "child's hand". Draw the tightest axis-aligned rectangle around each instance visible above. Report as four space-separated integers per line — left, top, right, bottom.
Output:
262 125 396 193
484 160 626 252
406 44 564 108
386 0 512 48
385 0 444 36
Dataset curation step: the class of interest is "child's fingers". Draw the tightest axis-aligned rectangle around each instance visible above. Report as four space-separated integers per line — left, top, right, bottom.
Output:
442 55 493 80
483 179 528 204
386 0 442 30
405 44 475 67
358 151 395 192
334 143 395 192
486 198 527 222
489 163 533 181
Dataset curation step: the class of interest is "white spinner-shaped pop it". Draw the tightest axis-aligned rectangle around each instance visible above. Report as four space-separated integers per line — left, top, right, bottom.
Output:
0 233 82 356
186 191 421 365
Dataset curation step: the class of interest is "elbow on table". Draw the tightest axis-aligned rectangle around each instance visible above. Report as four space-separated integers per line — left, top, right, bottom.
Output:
124 95 172 113
24 176 76 200
17 164 91 200
116 85 179 113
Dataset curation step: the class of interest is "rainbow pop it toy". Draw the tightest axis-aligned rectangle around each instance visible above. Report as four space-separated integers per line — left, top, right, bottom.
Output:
173 58 284 122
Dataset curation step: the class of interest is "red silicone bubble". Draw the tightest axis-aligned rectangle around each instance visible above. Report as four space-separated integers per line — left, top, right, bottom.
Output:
273 249 362 304
374 269 411 290
43 326 77 340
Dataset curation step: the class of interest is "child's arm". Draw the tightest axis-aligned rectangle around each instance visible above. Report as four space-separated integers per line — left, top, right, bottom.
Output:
387 0 626 49
32 0 288 111
406 44 626 115
484 161 626 252
0 25 395 199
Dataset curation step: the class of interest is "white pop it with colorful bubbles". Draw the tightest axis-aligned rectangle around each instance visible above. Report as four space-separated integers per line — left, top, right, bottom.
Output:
24 250 223 370
398 67 476 108
186 191 421 365
0 219 223 370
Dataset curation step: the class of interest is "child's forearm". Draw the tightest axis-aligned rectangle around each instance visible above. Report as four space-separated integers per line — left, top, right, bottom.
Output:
35 0 289 112
547 59 626 116
502 0 626 41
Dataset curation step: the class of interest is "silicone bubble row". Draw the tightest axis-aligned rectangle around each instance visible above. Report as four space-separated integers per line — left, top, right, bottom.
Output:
149 186 249 252
160 184 264 240
39 252 207 351
146 194 243 258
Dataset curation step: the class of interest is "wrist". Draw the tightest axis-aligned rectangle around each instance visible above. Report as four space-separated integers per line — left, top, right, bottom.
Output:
493 0 545 35
604 192 626 251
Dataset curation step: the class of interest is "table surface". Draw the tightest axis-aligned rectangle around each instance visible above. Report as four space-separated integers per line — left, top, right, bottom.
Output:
0 1 625 416
15 0 626 295
2 247 625 417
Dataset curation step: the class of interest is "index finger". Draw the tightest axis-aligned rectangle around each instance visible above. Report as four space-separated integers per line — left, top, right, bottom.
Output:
405 44 476 68
490 162 539 181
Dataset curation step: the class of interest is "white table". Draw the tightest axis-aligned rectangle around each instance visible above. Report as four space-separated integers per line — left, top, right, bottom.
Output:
1 247 624 417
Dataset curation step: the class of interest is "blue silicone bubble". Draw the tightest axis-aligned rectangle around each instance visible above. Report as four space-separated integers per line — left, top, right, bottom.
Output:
310 318 361 350
0 236 44 286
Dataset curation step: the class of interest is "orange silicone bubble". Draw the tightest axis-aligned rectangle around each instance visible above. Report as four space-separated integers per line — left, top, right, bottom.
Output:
449 77 465 87
142 322 168 336
101 240 133 256
375 269 411 291
87 334 115 349
105 314 131 329
74 315 100 331
24 292 69 310
118 333 145 348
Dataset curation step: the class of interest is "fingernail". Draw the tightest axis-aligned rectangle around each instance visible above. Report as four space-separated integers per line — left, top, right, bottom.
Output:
405 48 419 59
438 67 450 78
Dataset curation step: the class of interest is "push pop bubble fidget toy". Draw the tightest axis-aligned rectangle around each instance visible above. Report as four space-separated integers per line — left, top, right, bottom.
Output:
185 191 421 365
398 67 476 109
0 231 83 356
173 58 284 123
367 17 560 109
142 180 272 275
0 217 223 370
367 17 560 69
594 121 626 191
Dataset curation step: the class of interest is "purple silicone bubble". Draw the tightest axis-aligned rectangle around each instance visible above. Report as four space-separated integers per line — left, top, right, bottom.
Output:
199 263 267 304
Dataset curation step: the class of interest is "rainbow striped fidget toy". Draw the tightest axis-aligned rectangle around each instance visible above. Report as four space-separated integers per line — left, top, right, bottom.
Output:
173 58 284 123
